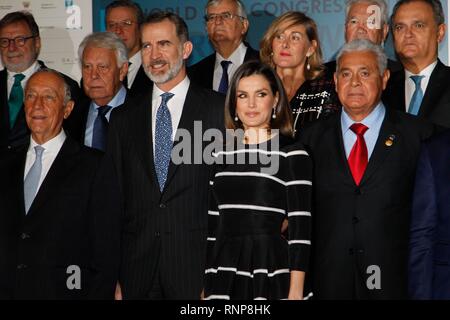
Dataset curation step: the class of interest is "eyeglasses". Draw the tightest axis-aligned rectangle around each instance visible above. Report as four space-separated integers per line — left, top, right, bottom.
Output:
204 12 244 23
106 20 135 30
273 32 305 44
0 35 36 48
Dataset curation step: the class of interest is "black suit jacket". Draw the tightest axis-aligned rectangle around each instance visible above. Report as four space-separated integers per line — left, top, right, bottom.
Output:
187 44 260 90
300 108 433 299
382 60 450 129
107 81 224 299
0 61 81 150
0 136 121 299
128 64 153 97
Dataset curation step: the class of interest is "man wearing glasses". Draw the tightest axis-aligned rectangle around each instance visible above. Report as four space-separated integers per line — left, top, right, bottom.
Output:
105 0 152 97
0 11 80 150
188 0 259 94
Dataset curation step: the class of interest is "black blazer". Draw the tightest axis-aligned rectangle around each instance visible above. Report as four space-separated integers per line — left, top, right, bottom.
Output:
107 81 224 299
0 136 121 299
300 108 433 299
0 61 81 150
382 59 450 129
128 64 152 98
187 44 260 90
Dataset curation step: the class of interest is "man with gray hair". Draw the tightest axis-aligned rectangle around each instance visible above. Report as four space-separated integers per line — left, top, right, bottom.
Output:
187 0 259 93
383 0 450 129
326 0 401 74
0 69 120 299
300 39 433 299
66 32 129 151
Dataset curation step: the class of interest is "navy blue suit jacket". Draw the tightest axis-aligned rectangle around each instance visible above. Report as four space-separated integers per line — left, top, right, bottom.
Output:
409 130 450 299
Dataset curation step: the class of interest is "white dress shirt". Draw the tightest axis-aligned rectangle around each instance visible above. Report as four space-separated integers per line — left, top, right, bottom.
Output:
24 130 67 196
151 76 190 152
213 42 248 92
404 61 437 112
127 51 142 88
7 60 40 97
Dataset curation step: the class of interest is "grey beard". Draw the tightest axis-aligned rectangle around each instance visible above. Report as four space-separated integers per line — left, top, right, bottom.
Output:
145 57 184 84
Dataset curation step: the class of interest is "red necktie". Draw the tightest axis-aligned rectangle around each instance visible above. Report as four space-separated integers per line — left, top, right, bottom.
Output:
348 123 369 185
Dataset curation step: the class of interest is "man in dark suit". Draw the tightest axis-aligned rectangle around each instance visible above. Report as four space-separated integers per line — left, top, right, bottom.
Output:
65 32 128 151
0 69 120 299
108 12 224 299
300 39 433 299
0 11 80 150
325 0 402 75
187 0 259 93
105 0 152 96
383 0 450 128
408 130 450 299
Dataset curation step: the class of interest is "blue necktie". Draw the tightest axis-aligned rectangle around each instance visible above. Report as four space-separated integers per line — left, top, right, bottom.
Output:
155 92 174 191
8 73 25 128
218 60 231 94
24 145 45 214
408 75 425 116
92 105 112 151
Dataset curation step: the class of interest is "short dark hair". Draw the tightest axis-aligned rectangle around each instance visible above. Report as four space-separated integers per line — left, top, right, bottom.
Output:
225 61 293 137
391 0 445 25
0 11 40 37
142 11 189 43
105 0 144 25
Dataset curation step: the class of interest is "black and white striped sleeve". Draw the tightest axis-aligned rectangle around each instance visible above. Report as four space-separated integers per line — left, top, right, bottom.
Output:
285 144 312 272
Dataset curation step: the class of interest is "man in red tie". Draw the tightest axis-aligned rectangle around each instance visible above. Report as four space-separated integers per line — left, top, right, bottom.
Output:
300 39 434 299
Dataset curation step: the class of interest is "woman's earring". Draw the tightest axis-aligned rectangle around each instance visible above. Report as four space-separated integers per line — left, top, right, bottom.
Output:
234 114 239 121
272 107 277 119
306 55 311 71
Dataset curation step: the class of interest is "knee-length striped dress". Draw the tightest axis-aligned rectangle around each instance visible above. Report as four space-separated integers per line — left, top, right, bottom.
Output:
204 135 313 300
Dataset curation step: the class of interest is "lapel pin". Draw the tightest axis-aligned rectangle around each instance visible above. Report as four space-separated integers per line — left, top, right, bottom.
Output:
385 134 395 147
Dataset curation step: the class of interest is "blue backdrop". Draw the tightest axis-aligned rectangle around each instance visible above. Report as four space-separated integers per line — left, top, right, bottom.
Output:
93 0 448 66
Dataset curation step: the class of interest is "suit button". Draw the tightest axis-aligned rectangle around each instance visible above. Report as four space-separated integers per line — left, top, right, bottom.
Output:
20 233 30 240
349 248 354 255
17 264 27 269
159 203 166 209
154 231 160 237
352 217 360 224
355 187 361 195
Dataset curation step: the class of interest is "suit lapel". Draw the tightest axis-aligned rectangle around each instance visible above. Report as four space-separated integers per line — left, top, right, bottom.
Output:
333 114 356 186
385 70 405 112
0 69 10 141
8 144 28 216
419 60 446 118
360 110 399 185
27 137 80 216
164 84 199 191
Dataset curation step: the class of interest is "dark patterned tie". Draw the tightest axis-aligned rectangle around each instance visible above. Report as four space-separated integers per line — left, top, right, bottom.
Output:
8 73 25 128
155 92 174 191
218 60 231 94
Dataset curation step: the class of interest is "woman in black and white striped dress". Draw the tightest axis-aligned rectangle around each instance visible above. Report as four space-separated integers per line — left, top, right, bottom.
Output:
204 61 312 300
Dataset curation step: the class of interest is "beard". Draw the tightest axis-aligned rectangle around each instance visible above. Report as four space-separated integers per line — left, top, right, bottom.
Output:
144 55 184 84
1 53 35 73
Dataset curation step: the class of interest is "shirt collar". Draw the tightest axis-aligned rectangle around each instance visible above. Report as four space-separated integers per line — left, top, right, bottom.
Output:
29 129 67 152
7 60 40 81
92 85 127 109
405 60 437 78
341 102 385 133
215 42 247 69
128 51 141 69
152 75 190 100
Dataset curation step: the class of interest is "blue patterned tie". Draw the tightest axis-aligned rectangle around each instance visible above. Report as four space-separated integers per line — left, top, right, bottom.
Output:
155 92 174 191
92 105 112 151
218 60 231 94
8 73 25 128
408 75 424 116
24 145 45 213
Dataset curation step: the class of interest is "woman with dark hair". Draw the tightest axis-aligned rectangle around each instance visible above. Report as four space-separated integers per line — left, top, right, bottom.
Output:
260 11 340 136
203 61 312 300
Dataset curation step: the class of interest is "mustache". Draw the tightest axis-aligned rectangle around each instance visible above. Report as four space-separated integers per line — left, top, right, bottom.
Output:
148 59 168 67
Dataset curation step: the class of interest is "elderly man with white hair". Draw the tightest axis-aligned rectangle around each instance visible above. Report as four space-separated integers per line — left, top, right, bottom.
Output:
301 39 433 299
